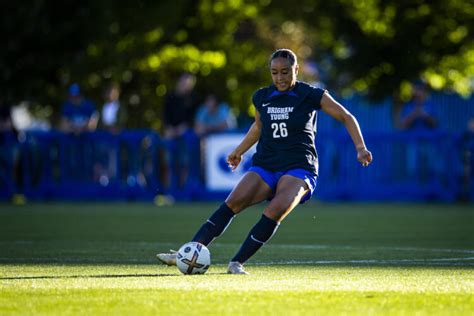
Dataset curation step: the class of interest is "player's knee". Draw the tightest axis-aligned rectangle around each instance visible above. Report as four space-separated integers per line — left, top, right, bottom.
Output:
225 197 250 213
225 201 244 213
263 201 292 222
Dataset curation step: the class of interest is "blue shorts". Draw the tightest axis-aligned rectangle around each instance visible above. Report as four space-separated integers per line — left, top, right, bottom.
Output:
249 166 317 204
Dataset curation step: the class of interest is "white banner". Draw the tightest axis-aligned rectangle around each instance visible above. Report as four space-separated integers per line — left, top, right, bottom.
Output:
204 133 256 191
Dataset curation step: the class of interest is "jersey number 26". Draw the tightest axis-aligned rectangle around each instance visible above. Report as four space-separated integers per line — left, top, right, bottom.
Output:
271 122 288 138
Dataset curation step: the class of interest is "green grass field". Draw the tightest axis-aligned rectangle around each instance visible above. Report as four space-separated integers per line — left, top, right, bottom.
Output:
0 202 473 315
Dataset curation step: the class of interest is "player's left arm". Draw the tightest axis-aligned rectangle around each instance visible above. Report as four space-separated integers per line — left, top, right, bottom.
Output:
227 110 262 171
320 91 373 167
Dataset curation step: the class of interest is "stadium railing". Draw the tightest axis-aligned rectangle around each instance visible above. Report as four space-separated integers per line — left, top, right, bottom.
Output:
0 129 473 202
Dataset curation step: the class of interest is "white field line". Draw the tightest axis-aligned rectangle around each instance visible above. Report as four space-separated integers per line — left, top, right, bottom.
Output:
2 240 474 254
252 257 474 266
0 257 473 267
0 257 147 263
214 243 474 255
1 241 474 266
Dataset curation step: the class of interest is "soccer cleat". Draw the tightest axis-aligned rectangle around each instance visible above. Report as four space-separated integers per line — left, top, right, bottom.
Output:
227 261 249 275
156 249 177 266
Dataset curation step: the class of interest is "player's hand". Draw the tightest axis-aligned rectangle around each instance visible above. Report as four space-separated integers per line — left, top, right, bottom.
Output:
357 147 373 167
227 150 242 172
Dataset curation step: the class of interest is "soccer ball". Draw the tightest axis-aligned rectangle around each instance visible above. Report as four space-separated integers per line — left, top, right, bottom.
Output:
176 242 211 275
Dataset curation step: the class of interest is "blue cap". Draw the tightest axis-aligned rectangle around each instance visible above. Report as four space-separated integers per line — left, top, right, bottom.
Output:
69 83 80 96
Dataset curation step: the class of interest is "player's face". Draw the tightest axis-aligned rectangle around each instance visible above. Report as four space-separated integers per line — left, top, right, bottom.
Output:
270 57 298 92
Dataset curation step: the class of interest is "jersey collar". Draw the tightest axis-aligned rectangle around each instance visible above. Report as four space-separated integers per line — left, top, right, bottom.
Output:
268 82 300 99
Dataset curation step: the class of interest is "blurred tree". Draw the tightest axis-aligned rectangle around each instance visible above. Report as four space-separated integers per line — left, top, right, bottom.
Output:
265 0 473 101
1 0 472 129
1 0 103 121
1 0 272 129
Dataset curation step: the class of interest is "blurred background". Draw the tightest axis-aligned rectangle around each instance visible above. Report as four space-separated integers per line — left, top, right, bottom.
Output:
1 0 473 203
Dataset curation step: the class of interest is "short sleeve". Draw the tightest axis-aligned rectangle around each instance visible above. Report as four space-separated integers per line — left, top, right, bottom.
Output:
308 86 325 110
252 88 267 108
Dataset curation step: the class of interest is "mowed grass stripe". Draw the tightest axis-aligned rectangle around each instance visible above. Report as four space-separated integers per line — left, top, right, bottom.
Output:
1 288 472 316
1 265 473 315
2 265 473 293
3 240 474 253
0 202 473 315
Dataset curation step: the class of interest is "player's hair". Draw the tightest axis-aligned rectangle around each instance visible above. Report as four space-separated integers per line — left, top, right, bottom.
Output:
270 49 298 67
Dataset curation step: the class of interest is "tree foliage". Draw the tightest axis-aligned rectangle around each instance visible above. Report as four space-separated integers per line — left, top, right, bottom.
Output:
1 0 472 129
267 0 473 100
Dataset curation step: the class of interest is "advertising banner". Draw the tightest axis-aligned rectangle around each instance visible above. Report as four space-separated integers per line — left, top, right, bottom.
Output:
204 133 256 191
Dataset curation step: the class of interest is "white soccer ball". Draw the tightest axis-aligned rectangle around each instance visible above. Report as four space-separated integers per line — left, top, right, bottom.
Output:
176 241 211 275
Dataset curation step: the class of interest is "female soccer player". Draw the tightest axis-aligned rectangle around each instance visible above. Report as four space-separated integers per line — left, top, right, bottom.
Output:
157 48 373 274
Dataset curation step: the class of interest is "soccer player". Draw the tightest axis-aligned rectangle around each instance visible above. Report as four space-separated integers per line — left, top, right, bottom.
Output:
157 48 373 274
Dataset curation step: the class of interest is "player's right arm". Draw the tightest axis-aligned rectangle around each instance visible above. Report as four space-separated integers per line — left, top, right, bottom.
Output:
227 111 262 171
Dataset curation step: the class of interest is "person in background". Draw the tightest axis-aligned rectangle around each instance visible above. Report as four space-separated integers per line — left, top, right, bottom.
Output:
398 81 438 180
95 83 127 184
60 83 98 134
0 103 25 204
399 81 437 130
59 83 98 182
194 94 237 137
100 83 127 133
163 73 199 139
161 73 200 190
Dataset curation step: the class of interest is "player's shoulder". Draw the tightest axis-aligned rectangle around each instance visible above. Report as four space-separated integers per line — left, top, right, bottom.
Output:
296 81 325 96
296 81 326 105
252 85 274 107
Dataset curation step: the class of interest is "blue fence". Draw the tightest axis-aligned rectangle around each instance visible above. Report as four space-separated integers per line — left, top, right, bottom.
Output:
1 129 473 202
1 130 162 201
322 92 474 133
317 129 469 201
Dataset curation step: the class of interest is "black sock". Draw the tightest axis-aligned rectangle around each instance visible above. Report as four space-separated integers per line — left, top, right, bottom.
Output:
231 214 279 264
191 203 235 246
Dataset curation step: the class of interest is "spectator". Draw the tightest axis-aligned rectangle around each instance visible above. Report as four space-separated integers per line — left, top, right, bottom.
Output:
94 83 127 184
60 83 98 134
59 83 98 182
398 81 438 181
0 103 25 204
100 83 127 133
398 81 437 130
161 73 200 190
194 94 237 137
300 60 325 89
163 73 199 139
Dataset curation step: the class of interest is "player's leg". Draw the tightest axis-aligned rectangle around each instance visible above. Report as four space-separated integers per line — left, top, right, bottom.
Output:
262 175 310 222
157 171 272 266
228 175 310 274
192 171 272 245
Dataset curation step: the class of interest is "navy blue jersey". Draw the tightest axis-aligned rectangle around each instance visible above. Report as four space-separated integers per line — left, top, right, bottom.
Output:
251 81 325 174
